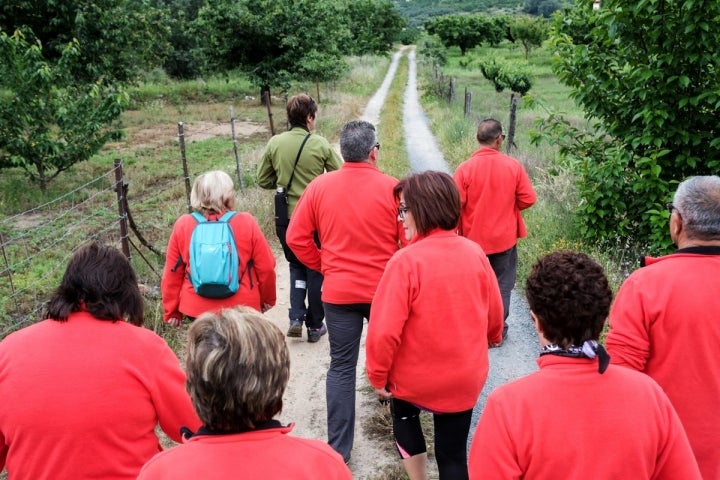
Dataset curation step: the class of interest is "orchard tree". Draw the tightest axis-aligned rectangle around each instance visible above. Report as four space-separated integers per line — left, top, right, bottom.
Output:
340 0 406 55
194 0 351 102
424 14 502 56
0 32 128 191
511 16 548 59
0 0 171 84
540 0 720 251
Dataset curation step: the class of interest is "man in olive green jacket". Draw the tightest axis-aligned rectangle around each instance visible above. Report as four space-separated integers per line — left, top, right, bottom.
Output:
258 94 342 342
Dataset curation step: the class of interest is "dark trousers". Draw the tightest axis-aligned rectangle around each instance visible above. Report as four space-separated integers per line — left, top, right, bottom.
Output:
487 245 517 334
323 302 371 461
391 398 472 480
276 224 324 329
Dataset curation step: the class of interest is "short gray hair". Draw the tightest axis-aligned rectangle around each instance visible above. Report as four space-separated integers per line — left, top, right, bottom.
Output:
186 306 290 431
340 120 376 162
190 170 237 213
673 175 720 240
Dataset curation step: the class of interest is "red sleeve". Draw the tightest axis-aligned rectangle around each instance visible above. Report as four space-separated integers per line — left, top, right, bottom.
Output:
515 167 536 211
150 337 201 442
365 254 409 390
469 393 523 479
286 186 322 272
248 217 277 307
161 218 187 322
605 276 651 371
453 168 469 237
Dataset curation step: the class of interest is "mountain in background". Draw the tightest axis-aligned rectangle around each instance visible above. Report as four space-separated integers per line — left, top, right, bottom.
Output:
393 0 526 27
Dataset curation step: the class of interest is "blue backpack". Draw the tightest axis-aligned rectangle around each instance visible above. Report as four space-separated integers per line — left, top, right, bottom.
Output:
188 211 240 298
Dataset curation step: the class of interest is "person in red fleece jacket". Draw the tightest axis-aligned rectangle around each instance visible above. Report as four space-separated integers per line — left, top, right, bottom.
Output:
606 175 720 479
161 170 276 326
469 251 701 480
0 243 201 480
137 306 351 480
286 120 404 463
454 118 536 342
367 171 504 480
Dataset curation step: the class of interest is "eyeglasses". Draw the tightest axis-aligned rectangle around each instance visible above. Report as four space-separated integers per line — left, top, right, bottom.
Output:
500 133 506 140
369 142 381 154
666 202 677 214
398 204 410 220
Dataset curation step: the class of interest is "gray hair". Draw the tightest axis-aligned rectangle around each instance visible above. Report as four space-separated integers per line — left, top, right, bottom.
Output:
476 118 503 144
190 170 237 213
673 175 720 240
340 120 377 162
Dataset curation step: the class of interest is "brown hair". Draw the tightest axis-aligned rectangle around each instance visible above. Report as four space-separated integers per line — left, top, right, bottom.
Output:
525 250 612 348
186 307 290 432
44 242 144 325
394 170 460 236
286 94 317 128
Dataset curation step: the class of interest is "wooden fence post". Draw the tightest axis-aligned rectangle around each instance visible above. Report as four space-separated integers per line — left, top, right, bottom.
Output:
113 159 131 260
230 106 245 190
177 122 192 213
449 78 455 103
506 94 519 153
464 88 472 116
265 91 276 136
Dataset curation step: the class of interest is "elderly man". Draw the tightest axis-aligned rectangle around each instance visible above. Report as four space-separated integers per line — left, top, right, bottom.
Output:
453 118 536 344
287 120 404 464
606 175 720 480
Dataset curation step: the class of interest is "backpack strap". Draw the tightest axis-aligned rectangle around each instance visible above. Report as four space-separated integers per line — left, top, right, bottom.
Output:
219 211 237 222
285 133 312 192
191 211 206 223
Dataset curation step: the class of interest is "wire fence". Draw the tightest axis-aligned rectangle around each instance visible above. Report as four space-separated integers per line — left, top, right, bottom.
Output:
0 114 268 338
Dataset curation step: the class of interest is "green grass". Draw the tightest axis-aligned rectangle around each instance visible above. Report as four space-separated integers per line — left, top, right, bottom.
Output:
378 51 411 178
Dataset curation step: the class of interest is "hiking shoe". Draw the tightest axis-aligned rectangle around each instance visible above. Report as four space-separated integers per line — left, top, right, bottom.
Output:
307 323 327 343
287 319 303 338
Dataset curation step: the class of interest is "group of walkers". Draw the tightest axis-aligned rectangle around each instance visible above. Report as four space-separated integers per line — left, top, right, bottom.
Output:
0 92 717 480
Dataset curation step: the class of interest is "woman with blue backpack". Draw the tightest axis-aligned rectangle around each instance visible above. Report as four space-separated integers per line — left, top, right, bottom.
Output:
161 170 276 326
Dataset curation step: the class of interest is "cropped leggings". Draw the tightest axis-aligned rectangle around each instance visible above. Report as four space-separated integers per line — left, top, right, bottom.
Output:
391 397 472 480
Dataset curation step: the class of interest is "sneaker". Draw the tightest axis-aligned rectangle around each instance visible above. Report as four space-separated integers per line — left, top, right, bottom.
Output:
287 318 303 338
307 323 327 343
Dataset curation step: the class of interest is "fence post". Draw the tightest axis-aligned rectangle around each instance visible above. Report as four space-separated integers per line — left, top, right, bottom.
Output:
449 78 455 103
178 122 192 213
230 106 245 190
464 88 472 116
113 159 131 259
264 91 276 136
0 233 20 314
506 93 519 153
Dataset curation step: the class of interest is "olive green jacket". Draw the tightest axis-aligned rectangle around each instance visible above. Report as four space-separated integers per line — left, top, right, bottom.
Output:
257 127 342 216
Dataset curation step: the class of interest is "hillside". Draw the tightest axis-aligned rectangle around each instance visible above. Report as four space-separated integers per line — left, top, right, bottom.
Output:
393 0 525 26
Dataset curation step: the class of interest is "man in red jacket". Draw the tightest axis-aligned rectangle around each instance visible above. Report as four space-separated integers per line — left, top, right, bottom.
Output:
606 175 720 480
454 118 536 343
287 120 404 464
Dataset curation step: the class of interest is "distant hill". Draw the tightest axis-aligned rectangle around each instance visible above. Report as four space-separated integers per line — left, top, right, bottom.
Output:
393 0 525 27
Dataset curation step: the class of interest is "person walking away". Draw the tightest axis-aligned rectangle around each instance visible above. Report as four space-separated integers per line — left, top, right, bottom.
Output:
0 243 201 480
453 118 536 343
258 94 342 342
162 170 276 326
606 175 720 479
469 250 701 479
286 120 404 464
137 306 352 479
367 171 503 480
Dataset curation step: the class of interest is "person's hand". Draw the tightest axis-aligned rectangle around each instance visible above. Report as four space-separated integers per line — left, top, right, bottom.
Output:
375 387 392 406
261 303 273 313
167 317 182 328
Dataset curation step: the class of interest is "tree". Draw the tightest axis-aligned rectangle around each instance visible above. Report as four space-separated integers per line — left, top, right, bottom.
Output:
541 0 720 251
511 16 548 59
424 14 502 56
193 0 351 101
0 0 171 84
341 0 406 55
0 32 128 191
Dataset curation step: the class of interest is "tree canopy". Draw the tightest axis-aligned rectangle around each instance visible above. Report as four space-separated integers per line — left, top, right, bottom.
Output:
541 0 720 251
425 14 504 55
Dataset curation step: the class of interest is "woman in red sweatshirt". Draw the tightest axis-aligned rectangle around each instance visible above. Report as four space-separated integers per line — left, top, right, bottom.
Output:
366 171 504 480
468 251 701 479
0 243 201 480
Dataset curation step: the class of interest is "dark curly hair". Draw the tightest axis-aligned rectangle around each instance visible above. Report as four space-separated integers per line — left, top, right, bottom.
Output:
525 250 612 347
